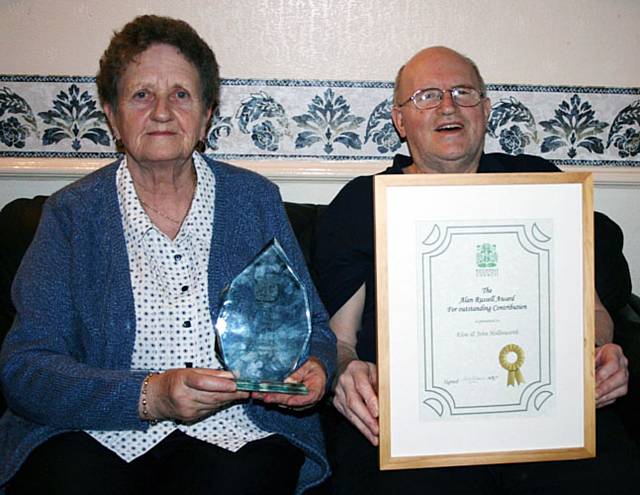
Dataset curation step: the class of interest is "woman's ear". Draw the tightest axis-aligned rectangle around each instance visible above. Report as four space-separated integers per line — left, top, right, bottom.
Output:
200 107 213 141
103 103 120 140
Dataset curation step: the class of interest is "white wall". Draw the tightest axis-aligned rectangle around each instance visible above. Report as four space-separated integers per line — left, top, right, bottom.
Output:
2 0 639 85
1 0 639 290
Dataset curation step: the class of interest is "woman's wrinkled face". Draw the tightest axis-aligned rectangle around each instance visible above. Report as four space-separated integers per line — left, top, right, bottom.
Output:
104 43 211 169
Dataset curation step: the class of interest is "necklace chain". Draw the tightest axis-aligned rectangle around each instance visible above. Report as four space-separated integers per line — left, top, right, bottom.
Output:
132 169 197 226
138 199 182 224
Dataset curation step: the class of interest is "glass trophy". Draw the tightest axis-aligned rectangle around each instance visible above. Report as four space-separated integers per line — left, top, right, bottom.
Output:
215 238 311 394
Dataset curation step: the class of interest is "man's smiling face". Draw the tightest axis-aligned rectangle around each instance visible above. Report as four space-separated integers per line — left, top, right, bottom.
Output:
392 47 491 174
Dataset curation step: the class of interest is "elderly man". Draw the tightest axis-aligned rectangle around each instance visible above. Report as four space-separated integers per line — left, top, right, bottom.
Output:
312 46 639 494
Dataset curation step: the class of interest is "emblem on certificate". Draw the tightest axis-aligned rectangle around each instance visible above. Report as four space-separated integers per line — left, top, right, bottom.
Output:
215 238 311 394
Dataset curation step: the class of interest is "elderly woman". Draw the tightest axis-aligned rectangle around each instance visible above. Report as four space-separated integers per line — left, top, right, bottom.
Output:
0 15 335 495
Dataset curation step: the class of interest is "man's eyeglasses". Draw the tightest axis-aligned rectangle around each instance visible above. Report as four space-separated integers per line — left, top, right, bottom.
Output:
396 87 485 110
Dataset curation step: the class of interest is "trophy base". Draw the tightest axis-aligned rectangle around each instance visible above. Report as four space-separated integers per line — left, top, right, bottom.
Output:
235 379 309 395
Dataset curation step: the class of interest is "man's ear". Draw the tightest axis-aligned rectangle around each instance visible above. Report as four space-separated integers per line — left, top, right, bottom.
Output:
391 106 407 139
103 103 120 140
482 96 492 123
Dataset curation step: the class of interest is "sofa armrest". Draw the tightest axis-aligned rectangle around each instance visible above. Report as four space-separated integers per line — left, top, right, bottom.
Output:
614 295 640 375
628 293 640 316
612 295 640 443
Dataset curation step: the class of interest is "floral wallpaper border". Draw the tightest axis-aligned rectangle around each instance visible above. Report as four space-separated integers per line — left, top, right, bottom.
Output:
1 76 638 166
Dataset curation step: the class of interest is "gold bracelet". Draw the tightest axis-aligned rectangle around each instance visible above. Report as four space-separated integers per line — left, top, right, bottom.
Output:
141 372 159 425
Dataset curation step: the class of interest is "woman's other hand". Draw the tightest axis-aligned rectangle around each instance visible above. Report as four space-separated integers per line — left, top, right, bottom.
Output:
252 357 327 410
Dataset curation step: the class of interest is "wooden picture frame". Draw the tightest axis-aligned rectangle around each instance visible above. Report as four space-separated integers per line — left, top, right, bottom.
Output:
375 172 594 470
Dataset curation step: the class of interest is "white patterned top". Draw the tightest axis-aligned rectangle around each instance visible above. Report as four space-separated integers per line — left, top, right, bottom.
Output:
87 153 271 461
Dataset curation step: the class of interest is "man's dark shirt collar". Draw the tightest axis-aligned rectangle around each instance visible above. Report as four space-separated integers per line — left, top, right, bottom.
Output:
389 153 509 175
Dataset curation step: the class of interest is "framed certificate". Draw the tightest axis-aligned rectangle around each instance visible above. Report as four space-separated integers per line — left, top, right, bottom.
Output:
374 172 595 470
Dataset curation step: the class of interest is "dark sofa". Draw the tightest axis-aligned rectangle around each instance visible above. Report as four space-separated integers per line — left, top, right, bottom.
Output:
0 195 639 443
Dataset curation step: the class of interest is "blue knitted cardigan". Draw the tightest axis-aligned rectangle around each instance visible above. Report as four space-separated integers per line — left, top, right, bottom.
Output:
0 155 336 494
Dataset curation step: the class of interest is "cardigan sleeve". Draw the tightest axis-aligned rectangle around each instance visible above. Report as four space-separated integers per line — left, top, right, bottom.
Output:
0 195 148 431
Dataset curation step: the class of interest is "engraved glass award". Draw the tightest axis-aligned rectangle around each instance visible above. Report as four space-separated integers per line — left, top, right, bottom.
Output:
215 239 311 394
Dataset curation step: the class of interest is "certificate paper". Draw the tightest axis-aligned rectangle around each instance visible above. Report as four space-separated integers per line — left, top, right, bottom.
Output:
375 173 595 470
418 220 553 419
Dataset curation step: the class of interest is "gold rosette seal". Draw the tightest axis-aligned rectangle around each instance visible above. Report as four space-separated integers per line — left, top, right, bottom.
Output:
499 344 525 386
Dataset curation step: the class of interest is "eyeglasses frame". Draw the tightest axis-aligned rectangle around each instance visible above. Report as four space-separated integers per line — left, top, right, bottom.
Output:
396 86 486 110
